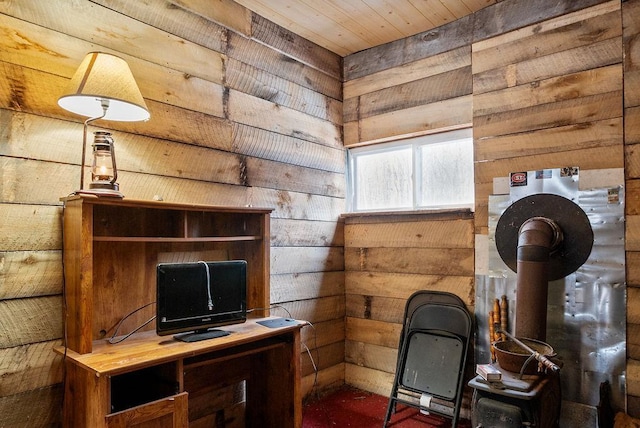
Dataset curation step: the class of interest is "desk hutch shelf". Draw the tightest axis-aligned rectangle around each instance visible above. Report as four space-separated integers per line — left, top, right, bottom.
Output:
61 195 272 355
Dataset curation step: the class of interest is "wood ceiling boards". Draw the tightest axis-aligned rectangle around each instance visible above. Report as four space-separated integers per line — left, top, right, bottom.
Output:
232 0 497 56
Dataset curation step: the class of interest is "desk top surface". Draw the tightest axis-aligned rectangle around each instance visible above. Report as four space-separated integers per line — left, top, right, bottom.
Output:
55 317 305 376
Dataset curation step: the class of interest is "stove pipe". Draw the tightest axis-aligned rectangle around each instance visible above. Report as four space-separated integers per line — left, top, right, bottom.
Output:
515 217 562 342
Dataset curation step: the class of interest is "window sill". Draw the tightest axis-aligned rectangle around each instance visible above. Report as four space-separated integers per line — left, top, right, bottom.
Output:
340 208 474 224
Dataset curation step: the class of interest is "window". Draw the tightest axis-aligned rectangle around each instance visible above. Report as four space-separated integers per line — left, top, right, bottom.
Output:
347 129 474 212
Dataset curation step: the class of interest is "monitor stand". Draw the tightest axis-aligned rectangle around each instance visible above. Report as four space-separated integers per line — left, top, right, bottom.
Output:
174 329 230 343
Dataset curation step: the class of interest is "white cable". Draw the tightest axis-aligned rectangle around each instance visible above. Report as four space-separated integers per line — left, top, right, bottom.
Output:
198 261 213 310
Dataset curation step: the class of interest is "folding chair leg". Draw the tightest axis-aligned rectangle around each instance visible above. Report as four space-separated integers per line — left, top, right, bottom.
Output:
383 384 399 426
383 399 393 426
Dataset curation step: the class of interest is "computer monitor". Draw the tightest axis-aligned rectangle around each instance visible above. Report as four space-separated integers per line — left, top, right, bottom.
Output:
156 260 247 342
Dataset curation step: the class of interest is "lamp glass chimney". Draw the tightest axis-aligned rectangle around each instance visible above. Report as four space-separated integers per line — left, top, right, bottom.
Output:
90 131 118 190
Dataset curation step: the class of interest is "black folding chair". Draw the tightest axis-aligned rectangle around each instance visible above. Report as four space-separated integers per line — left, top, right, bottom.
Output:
384 291 473 427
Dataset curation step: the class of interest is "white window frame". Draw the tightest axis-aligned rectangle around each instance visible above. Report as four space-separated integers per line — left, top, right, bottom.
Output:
346 128 474 213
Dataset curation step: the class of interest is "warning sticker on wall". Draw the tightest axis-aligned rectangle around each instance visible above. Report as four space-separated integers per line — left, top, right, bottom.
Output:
509 172 527 187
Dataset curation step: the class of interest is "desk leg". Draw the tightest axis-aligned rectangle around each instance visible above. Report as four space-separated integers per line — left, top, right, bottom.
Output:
64 363 110 428
246 330 302 428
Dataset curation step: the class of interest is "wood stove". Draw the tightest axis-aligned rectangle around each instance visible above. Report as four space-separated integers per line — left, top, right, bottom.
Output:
470 366 561 428
471 191 593 426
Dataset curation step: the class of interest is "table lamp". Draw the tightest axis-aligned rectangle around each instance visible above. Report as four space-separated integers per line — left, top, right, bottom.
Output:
58 52 150 198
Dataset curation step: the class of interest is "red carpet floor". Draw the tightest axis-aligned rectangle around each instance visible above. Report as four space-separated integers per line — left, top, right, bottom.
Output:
302 386 470 428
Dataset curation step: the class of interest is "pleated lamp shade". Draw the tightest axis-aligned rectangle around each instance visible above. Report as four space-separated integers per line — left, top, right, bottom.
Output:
58 52 150 122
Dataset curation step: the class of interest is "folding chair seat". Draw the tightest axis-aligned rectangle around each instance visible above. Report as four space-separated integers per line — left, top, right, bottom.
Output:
384 291 473 427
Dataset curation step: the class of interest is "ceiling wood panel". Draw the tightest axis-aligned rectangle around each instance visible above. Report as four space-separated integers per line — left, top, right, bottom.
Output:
233 0 497 56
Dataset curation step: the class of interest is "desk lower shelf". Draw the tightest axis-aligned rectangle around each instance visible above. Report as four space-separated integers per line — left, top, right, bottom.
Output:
56 317 305 428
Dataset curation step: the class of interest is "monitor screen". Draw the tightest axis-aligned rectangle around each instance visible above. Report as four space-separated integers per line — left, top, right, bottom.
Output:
156 260 247 340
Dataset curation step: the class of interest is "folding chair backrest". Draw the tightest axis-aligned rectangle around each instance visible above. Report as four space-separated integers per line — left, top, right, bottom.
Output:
404 290 465 324
398 291 467 349
409 303 471 339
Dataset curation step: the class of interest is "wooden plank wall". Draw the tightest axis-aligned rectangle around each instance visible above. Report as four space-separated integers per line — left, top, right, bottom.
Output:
342 0 639 416
473 0 623 233
624 0 640 416
0 0 345 425
343 21 473 145
343 212 475 397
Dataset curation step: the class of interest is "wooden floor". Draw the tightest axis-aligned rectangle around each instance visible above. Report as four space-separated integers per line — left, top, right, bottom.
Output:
302 386 470 427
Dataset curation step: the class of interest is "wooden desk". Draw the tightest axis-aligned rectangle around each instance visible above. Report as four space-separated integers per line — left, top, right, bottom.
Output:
56 318 304 428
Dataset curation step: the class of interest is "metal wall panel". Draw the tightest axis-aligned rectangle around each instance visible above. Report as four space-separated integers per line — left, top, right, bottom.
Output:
476 168 626 413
